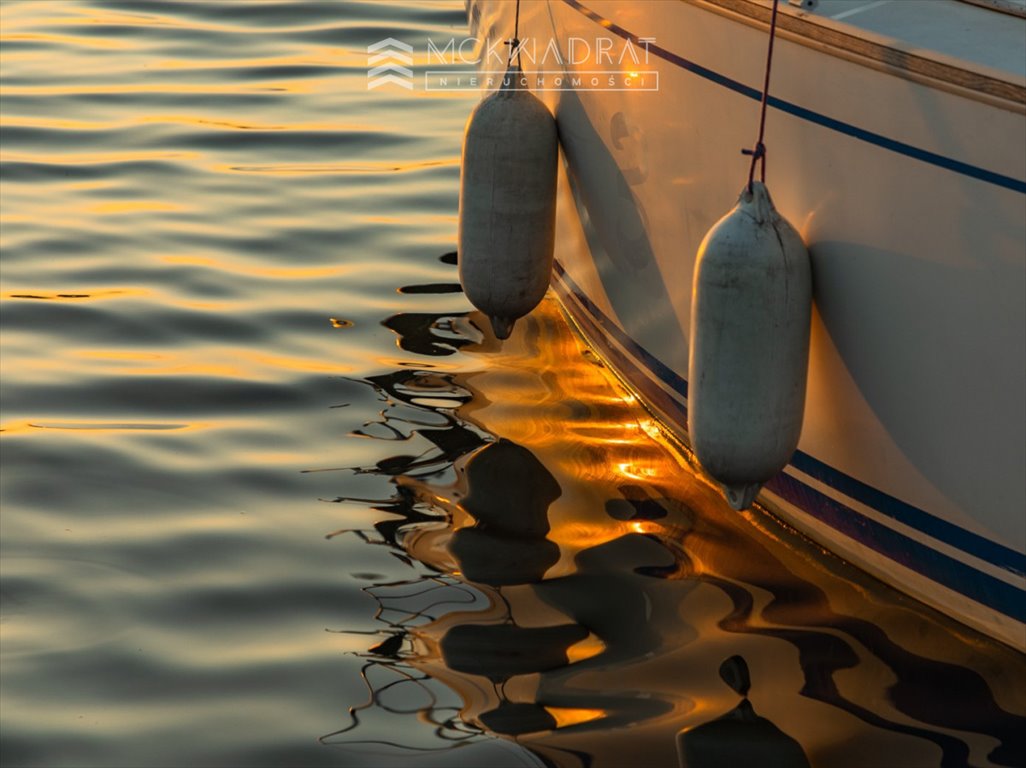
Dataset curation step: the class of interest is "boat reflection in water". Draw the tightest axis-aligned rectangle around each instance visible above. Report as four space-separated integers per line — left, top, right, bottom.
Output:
678 655 809 768
322 272 1025 768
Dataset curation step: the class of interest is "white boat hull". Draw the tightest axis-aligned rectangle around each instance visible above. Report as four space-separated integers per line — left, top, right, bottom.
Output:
467 0 1026 649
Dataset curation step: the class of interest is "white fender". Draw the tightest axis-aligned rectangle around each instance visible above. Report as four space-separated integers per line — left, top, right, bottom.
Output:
458 65 558 340
688 182 812 510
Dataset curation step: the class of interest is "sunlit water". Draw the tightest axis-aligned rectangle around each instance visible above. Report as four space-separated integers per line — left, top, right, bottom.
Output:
1 2 1024 767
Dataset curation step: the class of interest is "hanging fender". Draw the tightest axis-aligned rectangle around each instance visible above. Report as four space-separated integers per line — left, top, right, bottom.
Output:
457 64 558 340
688 182 812 510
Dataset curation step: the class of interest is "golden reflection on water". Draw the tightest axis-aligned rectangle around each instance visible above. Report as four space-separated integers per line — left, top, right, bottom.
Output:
157 255 359 280
0 115 387 132
85 199 187 215
210 159 460 176
0 150 201 165
366 298 1026 767
547 707 607 728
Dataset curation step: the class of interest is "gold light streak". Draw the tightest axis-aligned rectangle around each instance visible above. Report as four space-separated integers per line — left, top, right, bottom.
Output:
545 707 607 729
615 461 657 480
564 634 607 665
0 420 211 435
158 255 359 281
0 151 202 168
65 348 355 377
217 159 459 176
86 200 186 215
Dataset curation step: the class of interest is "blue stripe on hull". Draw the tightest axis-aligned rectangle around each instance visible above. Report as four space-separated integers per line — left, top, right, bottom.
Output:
766 473 1026 624
552 263 1026 624
790 452 1025 577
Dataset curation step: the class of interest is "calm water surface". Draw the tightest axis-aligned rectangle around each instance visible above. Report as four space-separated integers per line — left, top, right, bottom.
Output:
1 2 1024 767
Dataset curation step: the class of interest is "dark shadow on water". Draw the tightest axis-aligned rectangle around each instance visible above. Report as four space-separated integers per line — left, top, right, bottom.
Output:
382 312 477 357
441 623 589 682
450 438 563 586
397 282 463 295
677 656 810 768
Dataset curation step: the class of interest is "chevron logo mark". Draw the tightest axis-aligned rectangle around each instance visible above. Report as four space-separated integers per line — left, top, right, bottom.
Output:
367 38 413 90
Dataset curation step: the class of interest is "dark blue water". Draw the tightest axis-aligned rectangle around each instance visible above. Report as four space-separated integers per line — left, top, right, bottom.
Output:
1 2 1024 766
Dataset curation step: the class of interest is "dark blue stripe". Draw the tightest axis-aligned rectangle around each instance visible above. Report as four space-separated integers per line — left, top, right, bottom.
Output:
551 262 1026 617
789 451 1025 578
553 262 688 399
765 472 1026 623
560 0 1026 195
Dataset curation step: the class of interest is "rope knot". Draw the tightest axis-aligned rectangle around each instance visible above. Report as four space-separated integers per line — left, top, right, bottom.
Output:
741 142 766 160
504 37 522 65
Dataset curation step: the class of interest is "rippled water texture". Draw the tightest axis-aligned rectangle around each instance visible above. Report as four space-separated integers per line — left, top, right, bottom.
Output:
2 2 1025 767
